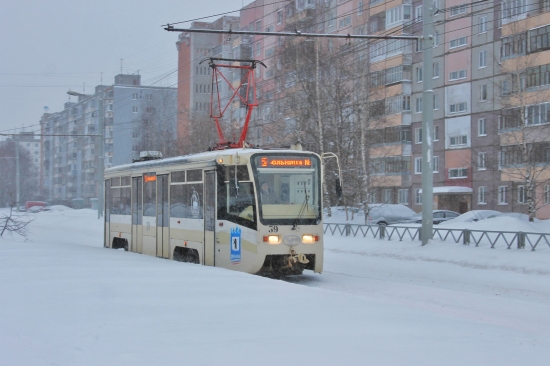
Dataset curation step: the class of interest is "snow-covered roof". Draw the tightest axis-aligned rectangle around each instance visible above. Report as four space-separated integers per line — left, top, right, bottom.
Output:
419 186 473 194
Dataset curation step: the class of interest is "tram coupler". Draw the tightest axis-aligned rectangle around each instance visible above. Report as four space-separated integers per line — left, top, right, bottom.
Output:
285 250 309 268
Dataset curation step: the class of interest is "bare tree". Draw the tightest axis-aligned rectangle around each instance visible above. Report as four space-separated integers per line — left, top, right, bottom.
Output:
0 140 40 207
0 193 33 238
134 90 179 158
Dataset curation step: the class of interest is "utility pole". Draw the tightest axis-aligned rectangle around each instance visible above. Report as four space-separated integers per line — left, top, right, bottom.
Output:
97 91 105 219
421 1 435 245
16 141 20 212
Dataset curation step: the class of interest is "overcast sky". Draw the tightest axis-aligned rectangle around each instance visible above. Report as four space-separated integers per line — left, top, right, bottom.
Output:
0 0 247 135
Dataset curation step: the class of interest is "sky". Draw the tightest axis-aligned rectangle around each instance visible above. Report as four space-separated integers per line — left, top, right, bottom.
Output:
1 207 550 365
0 0 248 136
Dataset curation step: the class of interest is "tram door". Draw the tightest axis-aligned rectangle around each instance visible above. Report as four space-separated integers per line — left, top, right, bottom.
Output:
156 174 170 259
142 173 157 256
204 170 216 266
131 177 143 253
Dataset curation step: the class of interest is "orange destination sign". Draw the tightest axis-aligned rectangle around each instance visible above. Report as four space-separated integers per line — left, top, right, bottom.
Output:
260 157 312 168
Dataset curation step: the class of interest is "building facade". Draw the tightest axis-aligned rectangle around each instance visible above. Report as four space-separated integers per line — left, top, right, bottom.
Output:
174 0 550 219
40 74 177 207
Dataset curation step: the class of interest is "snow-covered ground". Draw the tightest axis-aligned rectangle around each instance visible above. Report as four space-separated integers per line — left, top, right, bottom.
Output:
1 208 550 365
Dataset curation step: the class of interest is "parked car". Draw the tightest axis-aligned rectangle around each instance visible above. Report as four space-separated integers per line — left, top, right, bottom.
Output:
440 210 502 225
491 212 540 222
399 210 460 225
366 204 416 225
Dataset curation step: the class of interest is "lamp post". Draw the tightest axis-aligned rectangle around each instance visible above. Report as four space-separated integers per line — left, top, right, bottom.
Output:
67 90 104 219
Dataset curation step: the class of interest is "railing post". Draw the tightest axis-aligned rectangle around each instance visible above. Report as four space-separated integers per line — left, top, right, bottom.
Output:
517 232 525 249
345 224 350 236
463 229 470 245
418 228 422 242
379 224 385 239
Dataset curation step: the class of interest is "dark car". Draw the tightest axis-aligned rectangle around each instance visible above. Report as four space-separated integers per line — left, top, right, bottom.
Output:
399 210 460 225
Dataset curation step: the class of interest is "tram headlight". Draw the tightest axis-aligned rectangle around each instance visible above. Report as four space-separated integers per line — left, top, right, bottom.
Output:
302 235 319 244
263 235 280 244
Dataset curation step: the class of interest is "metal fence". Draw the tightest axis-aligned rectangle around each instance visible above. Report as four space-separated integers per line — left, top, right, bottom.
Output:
323 223 550 251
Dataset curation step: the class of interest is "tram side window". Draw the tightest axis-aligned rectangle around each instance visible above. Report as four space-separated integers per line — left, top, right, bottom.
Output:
187 169 202 182
110 187 131 215
171 171 186 183
143 177 156 217
170 184 204 219
217 182 256 230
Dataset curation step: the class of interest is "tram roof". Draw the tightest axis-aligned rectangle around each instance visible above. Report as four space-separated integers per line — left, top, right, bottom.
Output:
104 148 316 176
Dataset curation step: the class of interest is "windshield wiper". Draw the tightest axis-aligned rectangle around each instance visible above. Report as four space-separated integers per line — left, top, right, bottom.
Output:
292 181 309 231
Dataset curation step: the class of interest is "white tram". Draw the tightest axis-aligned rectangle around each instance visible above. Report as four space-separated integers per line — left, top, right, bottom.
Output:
104 148 323 275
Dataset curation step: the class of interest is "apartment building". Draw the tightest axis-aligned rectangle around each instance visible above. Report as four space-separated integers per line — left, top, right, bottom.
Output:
174 0 550 218
176 16 241 148
40 74 177 207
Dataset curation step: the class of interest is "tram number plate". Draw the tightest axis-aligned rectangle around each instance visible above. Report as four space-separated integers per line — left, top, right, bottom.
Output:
268 226 279 233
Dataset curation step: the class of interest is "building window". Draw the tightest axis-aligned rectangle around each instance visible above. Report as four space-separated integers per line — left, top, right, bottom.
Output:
478 118 487 136
415 39 423 53
449 135 468 146
339 16 351 28
450 4 468 16
518 185 527 204
434 125 439 141
449 69 467 81
415 128 422 143
433 62 439 78
369 191 377 204
478 152 487 170
256 43 261 56
132 93 138 100
416 66 423 82
479 50 487 68
449 168 468 179
433 156 439 172
132 106 138 113
498 186 508 204
146 94 152 101
358 1 363 15
385 5 412 28
478 186 487 204
545 185 550 204
501 33 526 59
415 5 422 21
415 96 423 113
277 10 282 24
529 25 550 53
415 157 422 174
383 189 392 203
449 102 468 113
415 189 422 204
480 84 488 101
479 16 487 33
502 0 527 20
434 31 440 47
450 36 468 49
398 189 409 204
433 94 439 110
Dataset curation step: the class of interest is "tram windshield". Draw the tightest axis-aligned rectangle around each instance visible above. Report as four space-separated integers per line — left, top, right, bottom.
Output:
251 154 322 225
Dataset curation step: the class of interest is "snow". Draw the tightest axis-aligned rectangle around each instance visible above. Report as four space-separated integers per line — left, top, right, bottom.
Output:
418 186 473 194
1 208 550 365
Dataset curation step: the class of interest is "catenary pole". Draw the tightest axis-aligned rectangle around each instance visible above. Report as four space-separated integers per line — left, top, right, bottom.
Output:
421 1 435 245
16 141 20 212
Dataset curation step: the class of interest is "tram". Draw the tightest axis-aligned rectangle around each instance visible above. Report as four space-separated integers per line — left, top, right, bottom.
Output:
104 147 323 275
